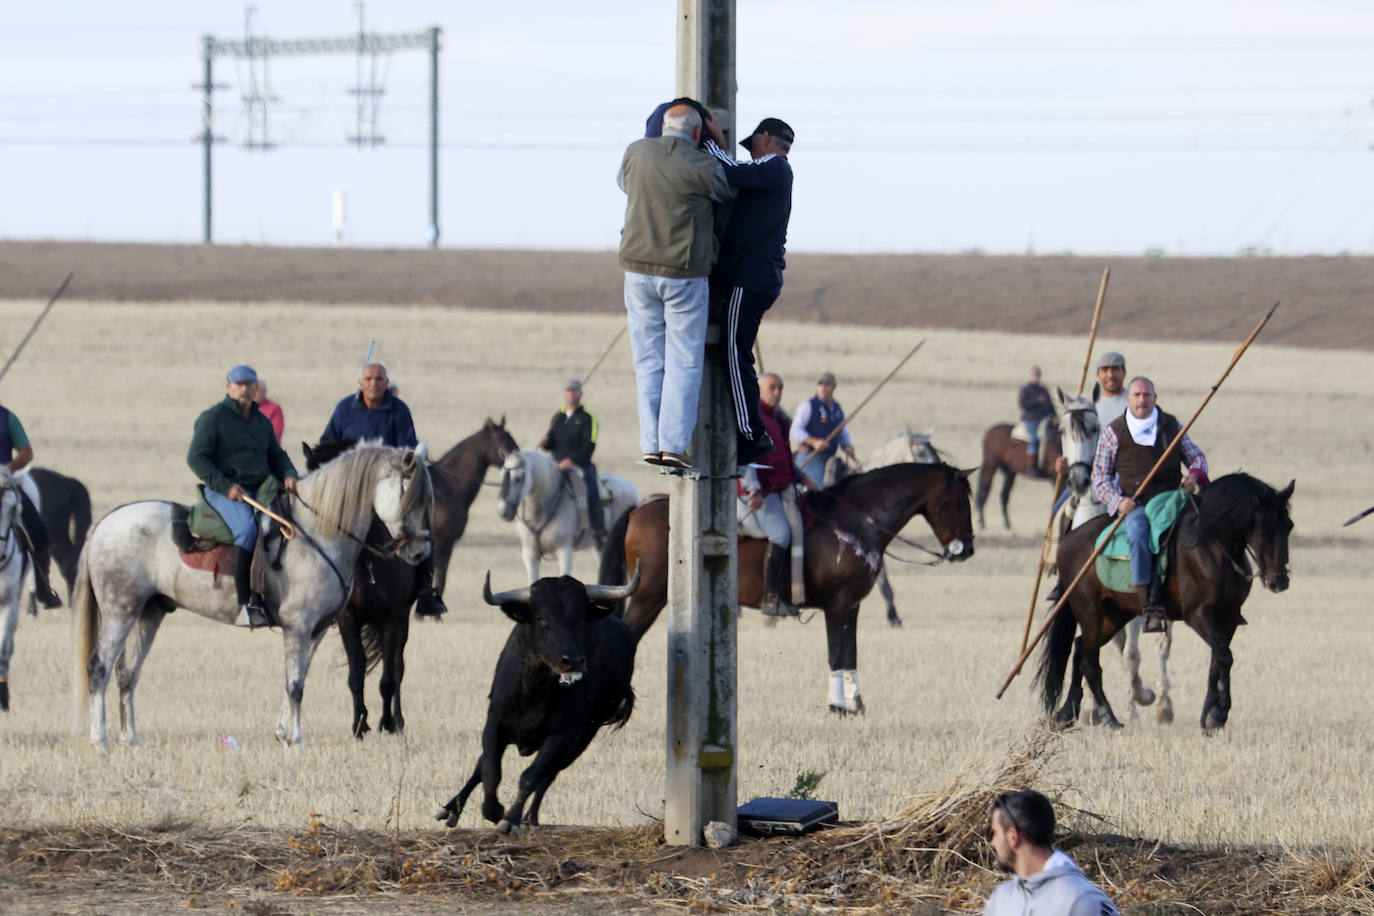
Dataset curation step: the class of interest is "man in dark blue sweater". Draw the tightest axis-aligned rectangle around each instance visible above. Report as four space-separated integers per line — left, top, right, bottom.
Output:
704 117 795 465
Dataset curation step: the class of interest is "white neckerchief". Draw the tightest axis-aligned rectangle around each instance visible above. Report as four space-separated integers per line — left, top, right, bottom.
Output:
1125 406 1159 446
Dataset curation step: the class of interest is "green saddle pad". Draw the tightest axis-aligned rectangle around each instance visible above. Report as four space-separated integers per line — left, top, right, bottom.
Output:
188 476 280 545
1094 489 1186 593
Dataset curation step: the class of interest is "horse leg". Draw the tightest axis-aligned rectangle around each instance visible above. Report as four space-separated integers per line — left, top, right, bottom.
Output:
0 588 18 711
998 465 1015 530
974 464 993 530
1079 636 1123 729
275 628 326 749
429 538 455 604
87 607 141 756
557 542 575 578
1193 612 1236 732
1156 623 1174 725
378 614 409 734
114 608 166 748
824 606 857 715
521 533 541 585
876 565 901 627
338 614 370 739
1112 620 1151 723
1054 635 1086 726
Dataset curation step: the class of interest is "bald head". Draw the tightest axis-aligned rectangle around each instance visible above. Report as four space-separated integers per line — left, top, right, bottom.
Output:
663 104 702 143
759 372 784 409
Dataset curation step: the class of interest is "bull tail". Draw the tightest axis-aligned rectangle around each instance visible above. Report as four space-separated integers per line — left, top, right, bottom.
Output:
1033 604 1078 717
607 687 635 731
597 506 633 617
70 545 98 736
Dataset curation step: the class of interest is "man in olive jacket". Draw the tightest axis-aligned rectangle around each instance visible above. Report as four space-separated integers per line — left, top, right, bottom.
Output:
617 101 733 471
187 364 299 627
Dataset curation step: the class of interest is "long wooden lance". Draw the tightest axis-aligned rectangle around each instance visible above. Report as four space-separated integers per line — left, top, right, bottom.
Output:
580 325 627 387
995 300 1280 700
1018 268 1110 657
0 272 73 387
796 338 926 476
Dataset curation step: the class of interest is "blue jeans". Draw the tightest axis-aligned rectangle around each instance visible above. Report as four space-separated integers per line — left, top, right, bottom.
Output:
737 491 790 547
204 486 258 550
795 451 828 490
1123 504 1153 586
624 271 709 455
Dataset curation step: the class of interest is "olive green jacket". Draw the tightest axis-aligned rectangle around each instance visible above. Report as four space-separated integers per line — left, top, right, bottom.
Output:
187 396 299 497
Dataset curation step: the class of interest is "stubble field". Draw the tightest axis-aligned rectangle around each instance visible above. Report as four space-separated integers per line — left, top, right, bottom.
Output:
1 292 1372 912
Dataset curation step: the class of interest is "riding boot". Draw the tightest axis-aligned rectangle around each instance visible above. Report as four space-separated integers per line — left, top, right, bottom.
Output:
232 546 269 628
1135 583 1165 634
590 503 608 551
413 554 448 619
30 545 63 609
760 544 799 618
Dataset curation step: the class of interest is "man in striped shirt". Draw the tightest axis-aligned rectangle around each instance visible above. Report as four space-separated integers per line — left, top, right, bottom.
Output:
1091 377 1208 632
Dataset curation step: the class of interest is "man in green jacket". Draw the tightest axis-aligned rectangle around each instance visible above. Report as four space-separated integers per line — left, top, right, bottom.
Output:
187 365 299 627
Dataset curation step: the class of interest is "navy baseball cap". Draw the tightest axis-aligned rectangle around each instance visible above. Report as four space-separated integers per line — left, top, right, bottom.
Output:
645 97 711 138
740 117 795 154
226 364 257 384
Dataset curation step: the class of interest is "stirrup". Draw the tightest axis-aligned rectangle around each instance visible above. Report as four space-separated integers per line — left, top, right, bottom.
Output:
1141 607 1166 634
234 602 271 628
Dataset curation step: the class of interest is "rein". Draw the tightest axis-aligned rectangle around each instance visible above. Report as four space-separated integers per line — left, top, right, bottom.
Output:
289 491 408 562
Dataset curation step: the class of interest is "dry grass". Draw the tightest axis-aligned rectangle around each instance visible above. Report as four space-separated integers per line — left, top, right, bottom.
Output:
1 298 1373 910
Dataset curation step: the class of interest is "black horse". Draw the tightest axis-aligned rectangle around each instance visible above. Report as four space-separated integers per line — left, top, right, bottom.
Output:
26 467 92 614
600 462 974 715
306 418 518 738
1036 473 1294 732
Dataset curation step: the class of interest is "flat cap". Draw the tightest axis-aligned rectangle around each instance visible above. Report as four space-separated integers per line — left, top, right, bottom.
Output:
226 364 258 384
817 371 837 386
1096 351 1125 369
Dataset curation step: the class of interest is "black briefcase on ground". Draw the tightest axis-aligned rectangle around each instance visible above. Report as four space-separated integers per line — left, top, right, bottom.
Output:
737 797 839 836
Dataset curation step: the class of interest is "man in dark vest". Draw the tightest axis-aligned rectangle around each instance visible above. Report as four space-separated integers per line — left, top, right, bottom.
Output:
0 402 62 608
789 371 857 490
537 379 606 550
1091 376 1208 632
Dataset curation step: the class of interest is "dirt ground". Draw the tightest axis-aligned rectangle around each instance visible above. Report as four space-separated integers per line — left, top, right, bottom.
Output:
2 240 1372 350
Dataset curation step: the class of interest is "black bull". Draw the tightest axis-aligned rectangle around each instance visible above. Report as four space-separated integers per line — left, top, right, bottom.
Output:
436 567 640 834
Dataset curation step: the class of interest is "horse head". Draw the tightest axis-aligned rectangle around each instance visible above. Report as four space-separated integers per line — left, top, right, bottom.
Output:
909 428 939 464
497 450 528 521
484 416 519 465
928 464 976 562
1056 387 1100 496
1250 479 1294 593
372 447 434 566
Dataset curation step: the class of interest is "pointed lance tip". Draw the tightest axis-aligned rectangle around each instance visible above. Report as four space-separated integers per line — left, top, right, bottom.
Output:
1266 300 1280 318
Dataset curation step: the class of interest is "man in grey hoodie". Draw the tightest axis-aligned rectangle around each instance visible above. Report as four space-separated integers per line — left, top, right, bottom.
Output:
984 790 1120 916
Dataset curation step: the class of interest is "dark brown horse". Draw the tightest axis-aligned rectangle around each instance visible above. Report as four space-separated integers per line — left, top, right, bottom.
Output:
305 418 517 738
598 462 975 715
1036 473 1294 732
26 466 91 613
975 417 1063 530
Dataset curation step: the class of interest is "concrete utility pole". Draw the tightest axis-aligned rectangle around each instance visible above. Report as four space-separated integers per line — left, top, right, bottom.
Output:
197 17 440 247
664 0 739 848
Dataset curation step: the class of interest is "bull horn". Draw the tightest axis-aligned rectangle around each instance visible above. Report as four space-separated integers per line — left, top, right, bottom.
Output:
584 560 641 602
483 571 531 606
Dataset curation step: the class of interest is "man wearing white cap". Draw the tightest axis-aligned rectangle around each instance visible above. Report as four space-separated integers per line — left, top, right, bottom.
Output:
187 365 299 627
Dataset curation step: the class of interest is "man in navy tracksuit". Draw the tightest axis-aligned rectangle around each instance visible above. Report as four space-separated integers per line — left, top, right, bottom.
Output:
704 117 795 466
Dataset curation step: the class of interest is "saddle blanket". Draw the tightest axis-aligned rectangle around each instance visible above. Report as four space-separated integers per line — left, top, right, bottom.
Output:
179 542 234 577
1094 490 1186 593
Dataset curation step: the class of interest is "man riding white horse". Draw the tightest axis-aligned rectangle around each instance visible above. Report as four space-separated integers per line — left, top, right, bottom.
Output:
737 372 804 617
1092 376 1209 633
187 364 300 627
537 379 607 550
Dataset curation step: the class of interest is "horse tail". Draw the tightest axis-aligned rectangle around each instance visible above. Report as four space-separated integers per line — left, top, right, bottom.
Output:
70 545 98 736
597 505 633 617
69 478 92 555
360 621 383 675
1034 604 1078 716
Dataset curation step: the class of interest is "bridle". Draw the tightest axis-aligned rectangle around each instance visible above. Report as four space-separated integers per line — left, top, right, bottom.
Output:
802 467 971 566
500 453 565 543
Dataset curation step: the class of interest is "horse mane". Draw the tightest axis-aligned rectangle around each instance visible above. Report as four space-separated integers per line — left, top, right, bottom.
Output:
809 461 949 514
298 442 432 534
1194 473 1280 540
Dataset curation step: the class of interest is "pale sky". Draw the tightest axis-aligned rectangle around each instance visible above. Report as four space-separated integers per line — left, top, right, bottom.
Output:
3 1 1373 255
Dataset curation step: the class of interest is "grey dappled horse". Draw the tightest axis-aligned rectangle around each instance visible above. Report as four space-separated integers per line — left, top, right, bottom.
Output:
73 444 433 753
497 449 637 584
1053 388 1174 724
0 470 29 711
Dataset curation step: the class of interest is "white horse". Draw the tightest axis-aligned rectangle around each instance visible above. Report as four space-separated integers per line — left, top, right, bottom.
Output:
497 449 637 583
1053 388 1173 725
72 443 433 753
0 470 29 711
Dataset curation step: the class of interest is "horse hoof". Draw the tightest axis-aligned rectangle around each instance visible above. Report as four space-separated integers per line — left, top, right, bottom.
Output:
1136 687 1157 707
1157 703 1174 725
887 617 903 629
828 704 847 716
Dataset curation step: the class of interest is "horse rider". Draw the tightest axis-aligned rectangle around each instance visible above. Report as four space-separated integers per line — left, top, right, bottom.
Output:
537 378 607 550
790 371 856 490
1018 366 1055 477
187 365 299 627
737 372 804 617
1091 376 1208 633
0 400 62 608
1052 349 1129 518
321 360 446 618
